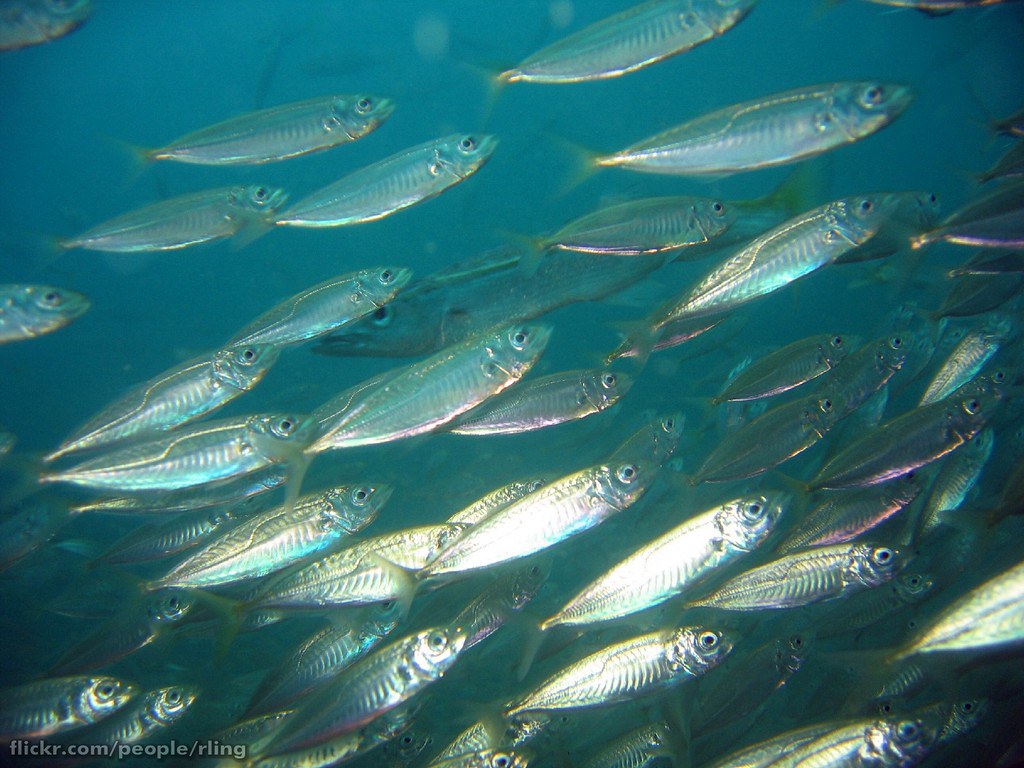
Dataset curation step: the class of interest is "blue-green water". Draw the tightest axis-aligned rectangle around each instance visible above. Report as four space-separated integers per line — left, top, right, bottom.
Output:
2 1 1024 766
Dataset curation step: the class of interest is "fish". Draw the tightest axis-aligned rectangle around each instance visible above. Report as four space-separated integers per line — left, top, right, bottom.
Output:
0 676 135 741
948 249 1024 276
453 563 547 652
897 557 1024 657
581 721 675 768
315 247 665 358
61 185 289 253
820 571 934 636
832 190 941 264
499 0 757 83
934 270 1024 318
147 484 389 590
446 477 548 526
760 715 938 768
0 284 90 343
979 140 1024 185
93 506 239 565
308 323 551 452
912 180 1024 249
505 626 731 716
41 413 316 493
45 343 280 462
919 316 1014 405
537 195 735 255
71 685 197 746
143 94 394 165
541 493 784 629
0 0 90 51
713 333 852 403
689 543 902 610
596 82 913 175
228 266 413 348
275 134 497 228
917 426 994 537
446 368 631 435
0 499 71 572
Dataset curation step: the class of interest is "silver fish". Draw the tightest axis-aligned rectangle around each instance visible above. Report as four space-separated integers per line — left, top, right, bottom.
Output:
499 0 756 83
309 323 550 452
447 368 631 435
45 343 280 461
0 676 135 740
767 716 937 768
75 685 197 746
713 333 851 403
275 134 497 228
0 0 90 51
146 94 394 165
919 316 1013 405
917 427 994 537
62 185 288 253
42 413 315 493
446 477 547 526
582 721 675 768
597 82 912 175
542 494 783 629
228 267 413 348
912 180 1024 250
0 284 90 343
94 506 238 565
690 543 902 610
506 626 730 716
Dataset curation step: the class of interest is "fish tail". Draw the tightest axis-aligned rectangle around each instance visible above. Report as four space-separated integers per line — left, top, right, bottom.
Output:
604 320 657 367
514 620 549 681
230 216 276 251
541 130 601 197
100 133 157 186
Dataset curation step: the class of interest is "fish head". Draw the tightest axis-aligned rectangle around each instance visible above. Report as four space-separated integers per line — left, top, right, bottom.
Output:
580 368 633 410
313 298 443 358
691 198 736 242
320 484 392 534
950 391 998 435
24 284 91 331
856 545 903 587
232 184 289 215
485 323 552 380
832 81 913 139
612 412 685 465
668 626 732 677
411 626 468 678
214 343 280 391
357 266 414 307
820 333 856 368
803 392 845 433
507 562 549 610
940 698 989 742
145 589 194 624
364 599 405 636
706 0 759 32
875 716 939 766
893 572 933 603
249 414 318 456
869 332 911 377
82 676 136 720
329 94 395 139
833 195 890 246
721 493 784 550
436 133 499 179
150 684 198 721
597 461 649 508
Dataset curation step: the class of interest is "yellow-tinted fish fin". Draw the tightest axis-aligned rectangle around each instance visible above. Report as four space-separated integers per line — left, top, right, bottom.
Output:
541 130 601 197
100 133 157 188
230 217 275 251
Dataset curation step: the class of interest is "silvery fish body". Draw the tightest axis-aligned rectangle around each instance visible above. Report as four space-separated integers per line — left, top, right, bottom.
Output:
821 335 907 418
247 603 403 715
505 626 730 716
0 676 135 740
542 195 734 255
96 506 238 565
779 476 922 552
315 247 665 358
46 343 279 461
229 267 413 348
448 368 630 435
912 181 1024 249
421 461 651 577
767 716 937 768
0 0 90 51
446 477 547 526
309 323 550 452
598 82 912 175
454 563 547 651
834 190 941 264
78 685 197 746
656 195 885 323
900 558 1024 656
979 141 1024 184
149 485 389 589
918 427 994 537
714 333 851 403
542 494 782 629
0 284 90 343
581 721 675 768
266 627 466 753
42 413 315 492
705 722 836 768
811 391 997 490
275 134 497 227
500 0 756 83
919 316 1013 405
148 94 394 165
62 185 288 253
690 543 902 610
0 500 69 573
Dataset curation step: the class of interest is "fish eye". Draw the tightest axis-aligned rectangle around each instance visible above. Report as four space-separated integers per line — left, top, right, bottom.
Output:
790 635 804 649
819 399 833 413
166 689 182 704
832 336 843 346
254 186 268 201
928 193 937 204
528 565 541 576
601 373 617 388
459 136 476 152
510 329 529 349
353 488 369 504
907 575 920 587
276 418 295 436
879 700 895 715
889 336 902 349
379 269 393 283
861 85 884 107
992 370 1006 383
240 347 256 362
168 596 180 609
960 701 974 713
896 721 919 741
616 464 638 483
493 756 510 768
662 417 675 431
426 631 447 652
356 97 372 112
872 547 894 566
964 399 981 415
97 683 116 699
858 199 874 215
42 290 62 305
711 200 725 214
698 631 719 650
742 500 765 521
